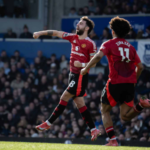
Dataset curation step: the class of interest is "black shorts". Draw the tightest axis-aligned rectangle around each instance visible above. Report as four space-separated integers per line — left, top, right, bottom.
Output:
101 79 134 107
67 72 88 97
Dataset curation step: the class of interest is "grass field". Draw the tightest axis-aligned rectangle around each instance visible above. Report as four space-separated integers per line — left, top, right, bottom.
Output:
0 142 150 150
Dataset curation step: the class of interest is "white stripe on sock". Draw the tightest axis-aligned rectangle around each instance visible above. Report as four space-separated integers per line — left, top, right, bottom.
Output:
106 128 113 132
46 120 51 126
90 128 96 132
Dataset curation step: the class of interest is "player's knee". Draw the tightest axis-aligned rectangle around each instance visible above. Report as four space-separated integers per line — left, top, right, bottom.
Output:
74 99 85 109
101 104 111 114
60 92 71 101
121 115 130 122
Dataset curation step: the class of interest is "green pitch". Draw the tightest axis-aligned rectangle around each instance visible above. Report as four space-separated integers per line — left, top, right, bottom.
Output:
0 142 150 150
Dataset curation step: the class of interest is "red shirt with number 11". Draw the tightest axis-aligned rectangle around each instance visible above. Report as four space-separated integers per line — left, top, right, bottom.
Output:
99 38 141 84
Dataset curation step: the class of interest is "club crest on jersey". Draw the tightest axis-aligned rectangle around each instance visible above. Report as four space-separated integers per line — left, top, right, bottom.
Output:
75 46 80 51
81 44 86 48
143 44 150 64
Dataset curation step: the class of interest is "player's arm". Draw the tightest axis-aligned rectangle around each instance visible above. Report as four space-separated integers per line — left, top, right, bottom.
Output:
134 52 144 80
135 63 144 80
33 30 64 39
74 56 96 68
81 51 104 75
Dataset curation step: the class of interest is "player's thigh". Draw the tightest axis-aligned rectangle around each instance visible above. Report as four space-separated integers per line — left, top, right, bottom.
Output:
73 97 85 109
101 103 112 114
67 72 78 96
122 83 135 107
119 103 131 118
60 90 74 102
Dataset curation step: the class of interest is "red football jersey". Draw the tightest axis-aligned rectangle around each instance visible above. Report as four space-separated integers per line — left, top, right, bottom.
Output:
62 32 97 74
99 38 141 84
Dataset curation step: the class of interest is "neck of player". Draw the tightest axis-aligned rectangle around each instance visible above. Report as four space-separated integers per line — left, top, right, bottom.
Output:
78 32 88 39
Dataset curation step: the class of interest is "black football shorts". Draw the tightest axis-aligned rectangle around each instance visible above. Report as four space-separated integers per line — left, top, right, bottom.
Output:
101 79 134 107
67 72 88 97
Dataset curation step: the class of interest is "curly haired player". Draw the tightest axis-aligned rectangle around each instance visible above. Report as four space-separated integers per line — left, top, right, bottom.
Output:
81 16 150 146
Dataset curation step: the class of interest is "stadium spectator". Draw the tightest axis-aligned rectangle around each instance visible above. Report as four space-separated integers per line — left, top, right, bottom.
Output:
11 73 24 89
4 28 17 39
125 28 137 39
95 6 102 15
100 27 112 40
78 8 84 16
136 30 144 39
69 7 78 17
89 30 99 40
132 4 138 14
37 50 47 65
83 6 90 15
142 26 150 39
14 0 25 18
13 50 21 63
60 55 68 71
88 0 95 13
20 25 32 39
1 50 9 63
0 0 5 17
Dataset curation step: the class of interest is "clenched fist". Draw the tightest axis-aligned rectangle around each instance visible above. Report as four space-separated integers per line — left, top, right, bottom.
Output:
74 61 81 67
80 68 88 75
33 32 41 39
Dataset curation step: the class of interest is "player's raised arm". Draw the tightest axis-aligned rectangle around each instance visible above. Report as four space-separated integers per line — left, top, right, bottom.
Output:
33 30 64 39
80 51 104 75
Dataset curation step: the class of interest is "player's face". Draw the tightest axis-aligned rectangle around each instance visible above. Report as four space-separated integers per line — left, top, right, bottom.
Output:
76 20 87 35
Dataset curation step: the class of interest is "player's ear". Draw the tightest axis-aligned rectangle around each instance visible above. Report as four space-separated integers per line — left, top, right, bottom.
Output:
112 30 115 35
85 26 89 32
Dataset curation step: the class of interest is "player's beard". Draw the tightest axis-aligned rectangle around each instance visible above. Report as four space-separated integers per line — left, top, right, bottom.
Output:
76 28 85 35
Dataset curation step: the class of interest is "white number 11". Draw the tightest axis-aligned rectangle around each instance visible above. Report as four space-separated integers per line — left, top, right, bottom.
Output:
118 47 130 63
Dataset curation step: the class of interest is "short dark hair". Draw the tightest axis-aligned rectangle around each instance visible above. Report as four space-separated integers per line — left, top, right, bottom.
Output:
109 16 132 38
80 16 95 34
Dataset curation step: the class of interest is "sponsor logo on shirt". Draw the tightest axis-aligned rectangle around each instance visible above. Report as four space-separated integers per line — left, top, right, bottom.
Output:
75 46 80 51
81 44 86 48
73 40 76 43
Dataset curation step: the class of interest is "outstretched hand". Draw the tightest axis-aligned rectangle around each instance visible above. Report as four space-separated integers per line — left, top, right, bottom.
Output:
33 32 41 39
80 68 88 75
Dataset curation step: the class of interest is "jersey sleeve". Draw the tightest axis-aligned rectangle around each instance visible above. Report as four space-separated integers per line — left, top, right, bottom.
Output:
134 52 141 65
89 41 97 57
62 32 75 42
99 41 110 55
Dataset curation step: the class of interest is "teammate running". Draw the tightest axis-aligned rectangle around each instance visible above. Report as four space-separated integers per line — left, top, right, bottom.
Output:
33 16 100 141
81 16 150 145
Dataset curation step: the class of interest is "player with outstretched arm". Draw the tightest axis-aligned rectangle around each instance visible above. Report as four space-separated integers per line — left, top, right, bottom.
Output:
33 16 100 141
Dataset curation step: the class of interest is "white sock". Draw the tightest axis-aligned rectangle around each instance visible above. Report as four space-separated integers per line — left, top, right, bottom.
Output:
90 128 96 132
46 120 51 126
110 137 116 140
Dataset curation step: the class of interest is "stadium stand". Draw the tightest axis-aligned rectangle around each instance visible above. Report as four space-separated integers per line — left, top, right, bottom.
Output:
0 49 149 142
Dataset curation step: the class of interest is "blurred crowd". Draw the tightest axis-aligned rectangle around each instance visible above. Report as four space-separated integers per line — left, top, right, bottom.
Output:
0 50 150 142
71 25 150 40
3 24 150 40
0 0 26 18
68 0 150 16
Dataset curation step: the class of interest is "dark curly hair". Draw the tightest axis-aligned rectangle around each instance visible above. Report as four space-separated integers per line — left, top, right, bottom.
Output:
109 16 132 38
